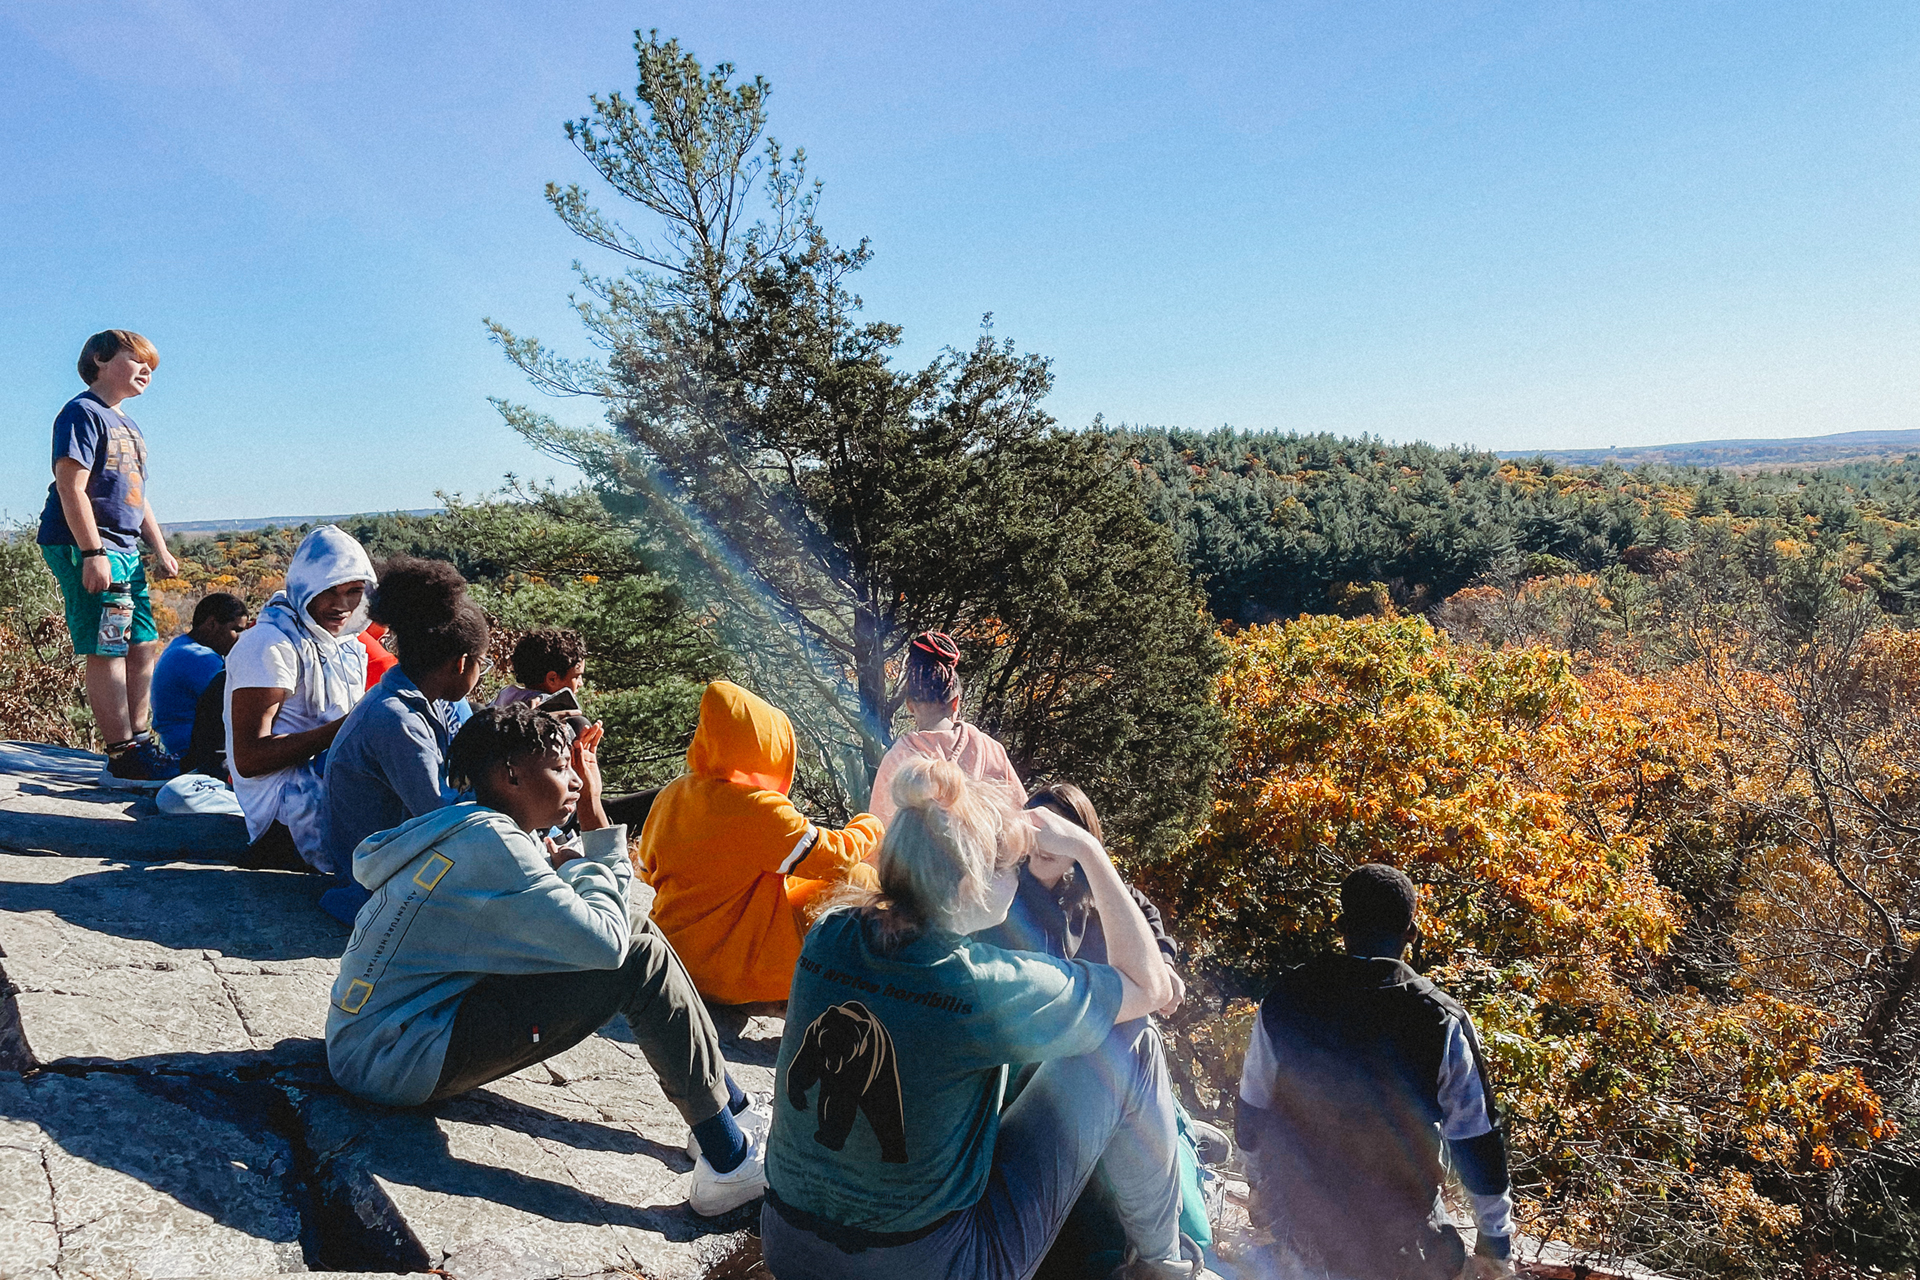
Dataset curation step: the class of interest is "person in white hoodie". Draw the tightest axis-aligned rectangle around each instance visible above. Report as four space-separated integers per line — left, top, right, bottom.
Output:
325 702 772 1218
224 525 377 874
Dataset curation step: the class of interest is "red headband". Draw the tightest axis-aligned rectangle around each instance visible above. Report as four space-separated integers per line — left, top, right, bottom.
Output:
911 631 962 665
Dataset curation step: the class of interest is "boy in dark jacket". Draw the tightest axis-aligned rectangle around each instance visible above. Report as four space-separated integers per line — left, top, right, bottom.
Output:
1238 864 1515 1280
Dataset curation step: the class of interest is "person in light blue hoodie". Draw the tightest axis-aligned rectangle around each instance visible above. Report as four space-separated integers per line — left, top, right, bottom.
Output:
320 557 489 923
325 703 772 1218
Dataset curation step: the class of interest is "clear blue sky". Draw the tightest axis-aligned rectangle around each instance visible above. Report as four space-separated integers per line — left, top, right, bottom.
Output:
3 1 1916 523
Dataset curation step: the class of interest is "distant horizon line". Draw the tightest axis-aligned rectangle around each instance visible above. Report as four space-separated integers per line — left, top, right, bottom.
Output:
159 508 444 536
146 422 1920 531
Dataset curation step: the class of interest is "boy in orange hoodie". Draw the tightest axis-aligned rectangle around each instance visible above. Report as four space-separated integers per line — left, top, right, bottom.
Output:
637 682 882 1004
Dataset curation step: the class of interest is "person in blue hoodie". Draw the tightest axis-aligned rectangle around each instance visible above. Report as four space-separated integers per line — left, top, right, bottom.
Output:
320 557 488 923
326 703 771 1218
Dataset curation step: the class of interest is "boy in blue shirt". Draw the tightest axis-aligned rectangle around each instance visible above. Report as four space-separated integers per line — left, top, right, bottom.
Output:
36 330 182 787
151 592 251 757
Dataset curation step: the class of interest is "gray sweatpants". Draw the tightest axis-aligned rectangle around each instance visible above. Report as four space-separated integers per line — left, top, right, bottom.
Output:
429 914 731 1127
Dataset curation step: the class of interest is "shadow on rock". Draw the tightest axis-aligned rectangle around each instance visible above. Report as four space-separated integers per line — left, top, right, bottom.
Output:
4 1042 760 1275
294 1077 761 1270
0 1066 313 1273
0 790 251 863
0 861 347 962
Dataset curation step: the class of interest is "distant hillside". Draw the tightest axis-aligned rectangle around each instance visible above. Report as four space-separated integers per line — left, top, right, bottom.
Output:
1114 425 1920 624
1504 428 1920 471
161 508 440 537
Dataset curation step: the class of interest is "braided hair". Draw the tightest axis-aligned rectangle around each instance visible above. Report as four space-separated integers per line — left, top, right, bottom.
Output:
903 630 963 706
447 704 573 796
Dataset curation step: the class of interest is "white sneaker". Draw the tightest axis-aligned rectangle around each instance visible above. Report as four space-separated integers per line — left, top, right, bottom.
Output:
688 1124 768 1218
686 1091 773 1157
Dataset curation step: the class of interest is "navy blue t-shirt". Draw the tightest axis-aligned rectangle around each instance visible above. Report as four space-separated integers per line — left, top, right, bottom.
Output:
37 391 149 550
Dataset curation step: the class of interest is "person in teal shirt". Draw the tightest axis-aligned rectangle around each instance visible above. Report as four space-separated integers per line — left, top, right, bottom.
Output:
762 759 1217 1280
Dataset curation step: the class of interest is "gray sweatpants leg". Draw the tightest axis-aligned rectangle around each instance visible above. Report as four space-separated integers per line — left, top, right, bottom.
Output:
429 915 732 1126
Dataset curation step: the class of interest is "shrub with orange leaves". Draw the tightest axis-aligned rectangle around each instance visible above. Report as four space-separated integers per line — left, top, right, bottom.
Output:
1142 615 1891 1276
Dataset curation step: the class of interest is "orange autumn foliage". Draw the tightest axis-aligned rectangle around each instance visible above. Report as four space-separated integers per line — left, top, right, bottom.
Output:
1142 615 1890 1272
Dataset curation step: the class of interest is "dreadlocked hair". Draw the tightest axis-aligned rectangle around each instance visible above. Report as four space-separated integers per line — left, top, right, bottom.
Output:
832 758 1029 955
369 555 490 679
447 704 573 796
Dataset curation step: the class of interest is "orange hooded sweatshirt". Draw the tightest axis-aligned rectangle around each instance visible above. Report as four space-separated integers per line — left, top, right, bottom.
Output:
636 681 884 1004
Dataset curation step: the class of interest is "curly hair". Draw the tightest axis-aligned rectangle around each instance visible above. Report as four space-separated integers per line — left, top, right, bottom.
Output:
369 555 489 678
510 627 587 688
447 704 573 795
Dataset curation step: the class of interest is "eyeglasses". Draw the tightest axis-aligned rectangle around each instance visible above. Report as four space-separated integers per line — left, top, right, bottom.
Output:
478 656 494 676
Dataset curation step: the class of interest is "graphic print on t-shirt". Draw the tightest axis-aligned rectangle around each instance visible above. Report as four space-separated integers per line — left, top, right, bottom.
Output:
786 1000 910 1163
103 416 147 514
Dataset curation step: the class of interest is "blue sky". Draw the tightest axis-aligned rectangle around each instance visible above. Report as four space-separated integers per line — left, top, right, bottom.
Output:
3 1 1916 523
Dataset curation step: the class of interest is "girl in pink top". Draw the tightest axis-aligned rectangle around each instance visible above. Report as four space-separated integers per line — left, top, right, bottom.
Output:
868 631 1024 827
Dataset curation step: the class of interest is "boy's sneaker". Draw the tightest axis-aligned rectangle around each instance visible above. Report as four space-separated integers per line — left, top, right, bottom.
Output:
1107 1234 1221 1280
687 1090 773 1158
1185 1117 1233 1167
99 737 179 790
688 1124 768 1218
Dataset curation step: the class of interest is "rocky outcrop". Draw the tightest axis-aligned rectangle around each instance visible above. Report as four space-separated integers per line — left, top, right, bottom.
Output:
0 744 775 1279
0 741 251 864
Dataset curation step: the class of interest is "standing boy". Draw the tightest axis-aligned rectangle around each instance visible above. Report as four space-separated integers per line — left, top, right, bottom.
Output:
37 330 182 787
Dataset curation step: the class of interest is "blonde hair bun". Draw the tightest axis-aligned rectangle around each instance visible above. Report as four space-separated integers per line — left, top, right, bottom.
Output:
889 757 968 814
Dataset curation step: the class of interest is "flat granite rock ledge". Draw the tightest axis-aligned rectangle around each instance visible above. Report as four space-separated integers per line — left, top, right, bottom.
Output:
0 741 779 1279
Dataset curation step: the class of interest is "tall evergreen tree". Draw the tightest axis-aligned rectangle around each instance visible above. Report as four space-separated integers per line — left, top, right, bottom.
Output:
487 32 1221 844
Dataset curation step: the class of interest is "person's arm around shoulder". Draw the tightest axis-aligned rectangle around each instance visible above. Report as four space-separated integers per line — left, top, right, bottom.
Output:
1030 807 1172 1021
751 788 884 882
866 748 901 828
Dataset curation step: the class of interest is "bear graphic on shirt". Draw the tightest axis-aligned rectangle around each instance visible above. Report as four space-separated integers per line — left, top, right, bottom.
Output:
787 1000 909 1163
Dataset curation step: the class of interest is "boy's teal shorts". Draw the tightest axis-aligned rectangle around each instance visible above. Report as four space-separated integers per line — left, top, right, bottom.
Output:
40 546 158 655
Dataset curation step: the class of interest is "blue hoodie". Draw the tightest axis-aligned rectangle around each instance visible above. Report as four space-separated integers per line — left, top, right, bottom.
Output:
321 666 464 874
325 804 631 1106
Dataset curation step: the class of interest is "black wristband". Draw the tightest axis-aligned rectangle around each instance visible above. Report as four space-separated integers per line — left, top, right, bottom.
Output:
80 548 108 558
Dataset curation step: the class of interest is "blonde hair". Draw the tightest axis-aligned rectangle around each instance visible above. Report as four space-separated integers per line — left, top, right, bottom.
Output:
840 758 1029 954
